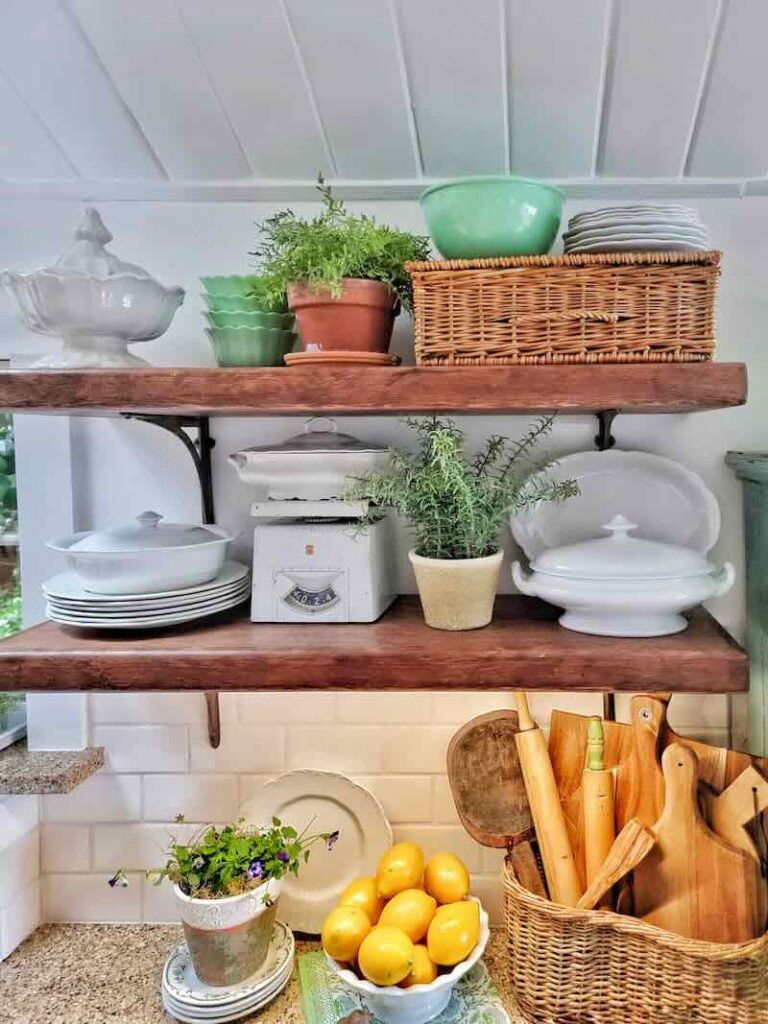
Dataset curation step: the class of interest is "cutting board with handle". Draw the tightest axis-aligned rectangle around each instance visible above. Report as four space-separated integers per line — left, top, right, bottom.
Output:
701 765 768 860
633 743 761 943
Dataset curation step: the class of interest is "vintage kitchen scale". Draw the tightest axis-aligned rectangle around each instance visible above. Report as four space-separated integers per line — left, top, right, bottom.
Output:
230 419 397 622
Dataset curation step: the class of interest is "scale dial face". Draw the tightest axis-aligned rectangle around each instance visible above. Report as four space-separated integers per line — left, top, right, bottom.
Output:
283 582 340 613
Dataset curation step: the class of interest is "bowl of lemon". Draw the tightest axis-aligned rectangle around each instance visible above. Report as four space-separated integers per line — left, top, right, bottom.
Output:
322 843 489 1024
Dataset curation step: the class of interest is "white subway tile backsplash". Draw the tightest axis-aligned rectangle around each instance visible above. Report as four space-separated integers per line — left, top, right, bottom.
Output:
92 823 195 872
42 774 141 824
0 879 41 960
470 873 504 926
381 727 456 773
238 775 278 807
141 876 178 923
528 692 603 721
43 872 142 923
0 795 39 848
90 693 206 725
431 776 460 824
430 693 512 724
41 825 90 873
143 774 239 823
26 694 87 751
481 847 506 873
92 725 189 773
189 725 285 773
350 776 432 823
287 727 385 773
0 829 39 907
391 825 484 872
236 693 337 724
338 693 432 724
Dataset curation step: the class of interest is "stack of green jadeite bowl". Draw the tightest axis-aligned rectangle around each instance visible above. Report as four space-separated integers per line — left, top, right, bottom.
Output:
201 276 295 367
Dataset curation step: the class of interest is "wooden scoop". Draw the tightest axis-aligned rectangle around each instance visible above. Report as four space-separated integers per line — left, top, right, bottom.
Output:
446 709 546 898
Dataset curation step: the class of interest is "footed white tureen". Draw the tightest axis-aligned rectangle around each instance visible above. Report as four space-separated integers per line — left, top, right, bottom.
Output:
1 207 184 368
512 514 735 637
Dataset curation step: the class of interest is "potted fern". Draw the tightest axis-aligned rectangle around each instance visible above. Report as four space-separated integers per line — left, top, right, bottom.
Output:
253 177 430 355
347 416 576 630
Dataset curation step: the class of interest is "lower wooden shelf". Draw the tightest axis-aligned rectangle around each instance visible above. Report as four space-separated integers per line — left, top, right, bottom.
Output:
0 596 747 693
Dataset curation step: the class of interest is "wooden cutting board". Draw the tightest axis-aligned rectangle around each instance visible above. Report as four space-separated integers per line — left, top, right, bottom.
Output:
633 744 760 943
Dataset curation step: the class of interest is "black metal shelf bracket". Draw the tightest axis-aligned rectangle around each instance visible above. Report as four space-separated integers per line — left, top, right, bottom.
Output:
121 413 221 748
595 409 618 452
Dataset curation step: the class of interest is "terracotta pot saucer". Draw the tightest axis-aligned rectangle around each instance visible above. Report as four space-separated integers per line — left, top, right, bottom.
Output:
284 350 401 367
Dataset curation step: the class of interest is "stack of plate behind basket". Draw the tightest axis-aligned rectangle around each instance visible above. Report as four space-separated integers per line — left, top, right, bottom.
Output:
43 511 250 630
161 921 295 1023
562 205 710 253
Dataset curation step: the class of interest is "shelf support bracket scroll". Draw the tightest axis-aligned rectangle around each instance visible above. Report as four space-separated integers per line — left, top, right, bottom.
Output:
121 413 221 749
594 409 618 452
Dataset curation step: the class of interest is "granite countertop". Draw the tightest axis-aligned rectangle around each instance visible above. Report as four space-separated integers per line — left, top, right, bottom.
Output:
0 741 105 794
0 924 525 1024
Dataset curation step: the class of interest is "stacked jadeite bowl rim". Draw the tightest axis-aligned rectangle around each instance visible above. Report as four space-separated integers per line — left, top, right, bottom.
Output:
201 276 294 366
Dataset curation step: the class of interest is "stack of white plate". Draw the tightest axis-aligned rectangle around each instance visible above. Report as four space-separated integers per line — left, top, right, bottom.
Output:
42 561 250 630
562 205 710 253
161 921 295 1023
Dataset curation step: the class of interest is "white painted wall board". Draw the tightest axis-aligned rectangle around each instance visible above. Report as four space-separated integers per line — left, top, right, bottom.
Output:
0 0 162 180
506 0 610 177
178 0 331 179
688 0 768 176
396 0 506 176
69 0 250 180
601 0 719 177
285 0 417 178
0 73 77 181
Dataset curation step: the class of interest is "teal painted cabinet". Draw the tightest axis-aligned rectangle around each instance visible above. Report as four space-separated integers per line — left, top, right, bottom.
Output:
727 452 768 755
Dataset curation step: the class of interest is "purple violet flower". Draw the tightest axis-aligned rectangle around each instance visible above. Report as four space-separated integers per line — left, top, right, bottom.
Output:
247 859 264 880
108 870 129 889
277 850 290 863
326 830 340 852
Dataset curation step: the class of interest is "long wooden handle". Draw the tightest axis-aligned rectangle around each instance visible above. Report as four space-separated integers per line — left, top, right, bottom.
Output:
514 692 582 907
582 768 616 888
576 818 656 911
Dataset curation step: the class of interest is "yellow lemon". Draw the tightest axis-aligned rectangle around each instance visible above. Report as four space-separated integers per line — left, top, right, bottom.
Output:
426 900 480 967
358 926 415 987
376 842 425 899
424 852 471 904
338 876 386 925
399 944 438 988
378 888 437 942
321 905 372 963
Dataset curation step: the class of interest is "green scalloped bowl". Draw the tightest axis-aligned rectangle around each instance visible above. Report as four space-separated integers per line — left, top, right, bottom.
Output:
205 327 296 367
205 309 295 330
201 292 276 314
200 275 267 297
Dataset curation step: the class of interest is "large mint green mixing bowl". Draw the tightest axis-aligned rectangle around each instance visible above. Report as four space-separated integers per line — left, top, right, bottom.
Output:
420 175 565 259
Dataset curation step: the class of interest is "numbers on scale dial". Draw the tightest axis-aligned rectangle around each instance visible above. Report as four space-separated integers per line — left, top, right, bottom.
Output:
283 583 340 613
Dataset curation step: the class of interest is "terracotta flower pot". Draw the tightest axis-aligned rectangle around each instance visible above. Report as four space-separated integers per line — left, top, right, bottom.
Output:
287 278 398 353
408 549 504 631
174 878 281 987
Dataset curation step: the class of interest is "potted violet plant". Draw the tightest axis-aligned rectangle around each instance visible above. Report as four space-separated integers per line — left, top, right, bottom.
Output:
110 816 338 987
347 416 577 631
252 177 430 355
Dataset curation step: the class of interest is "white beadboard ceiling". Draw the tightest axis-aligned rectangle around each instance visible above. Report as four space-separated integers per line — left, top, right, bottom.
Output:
1 0 767 200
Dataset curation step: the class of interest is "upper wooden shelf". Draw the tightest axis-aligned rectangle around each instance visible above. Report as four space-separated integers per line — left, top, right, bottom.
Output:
0 364 747 417
0 597 746 694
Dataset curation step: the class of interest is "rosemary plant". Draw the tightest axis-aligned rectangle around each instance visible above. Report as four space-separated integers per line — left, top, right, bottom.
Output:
347 416 577 560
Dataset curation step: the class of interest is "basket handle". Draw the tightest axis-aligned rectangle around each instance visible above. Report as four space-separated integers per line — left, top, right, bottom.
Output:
494 310 628 326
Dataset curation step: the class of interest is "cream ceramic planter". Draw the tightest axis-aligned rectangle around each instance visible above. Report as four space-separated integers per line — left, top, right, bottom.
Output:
174 878 281 987
408 549 503 631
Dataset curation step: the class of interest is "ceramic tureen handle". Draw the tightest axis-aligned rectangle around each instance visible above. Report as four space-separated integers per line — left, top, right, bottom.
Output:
511 561 537 596
137 511 163 528
711 562 736 597
305 416 337 434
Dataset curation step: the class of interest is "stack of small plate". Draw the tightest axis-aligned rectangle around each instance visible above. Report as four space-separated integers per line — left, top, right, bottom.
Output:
43 561 250 630
161 921 295 1023
562 205 711 253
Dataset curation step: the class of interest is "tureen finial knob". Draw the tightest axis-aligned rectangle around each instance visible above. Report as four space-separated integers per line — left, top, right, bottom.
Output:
137 511 163 528
75 207 113 247
602 514 638 538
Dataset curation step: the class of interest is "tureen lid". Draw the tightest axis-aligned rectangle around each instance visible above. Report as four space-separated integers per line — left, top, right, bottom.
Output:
44 208 152 279
69 512 225 553
530 515 715 580
236 417 388 455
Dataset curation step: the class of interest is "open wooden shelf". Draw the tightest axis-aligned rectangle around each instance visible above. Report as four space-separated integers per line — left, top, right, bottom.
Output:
0 363 747 416
0 597 746 694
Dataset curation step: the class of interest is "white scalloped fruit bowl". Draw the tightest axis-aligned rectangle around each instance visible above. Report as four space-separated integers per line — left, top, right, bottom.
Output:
325 898 489 1024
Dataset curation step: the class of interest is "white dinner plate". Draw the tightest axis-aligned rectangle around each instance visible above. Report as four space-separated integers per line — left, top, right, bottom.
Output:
240 771 392 934
46 581 250 617
46 590 248 629
568 212 704 227
564 224 708 243
44 577 249 612
511 449 720 560
162 961 293 1019
163 923 294 1008
42 561 249 602
162 974 291 1023
564 237 705 252
569 205 701 224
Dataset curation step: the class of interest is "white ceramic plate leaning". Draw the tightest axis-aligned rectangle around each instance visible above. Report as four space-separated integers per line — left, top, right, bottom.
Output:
46 589 248 629
511 449 720 561
240 771 392 934
163 921 294 1008
44 578 250 616
42 561 249 603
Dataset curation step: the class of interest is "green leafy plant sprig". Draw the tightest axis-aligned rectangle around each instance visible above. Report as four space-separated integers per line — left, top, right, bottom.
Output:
109 816 339 902
251 177 431 312
243 276 289 314
346 416 578 561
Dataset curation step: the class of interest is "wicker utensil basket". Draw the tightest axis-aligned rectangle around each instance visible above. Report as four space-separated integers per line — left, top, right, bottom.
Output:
407 251 720 365
503 857 768 1024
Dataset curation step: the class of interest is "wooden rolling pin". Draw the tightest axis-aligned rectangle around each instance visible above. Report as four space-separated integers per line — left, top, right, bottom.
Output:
514 692 582 907
582 717 617 909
